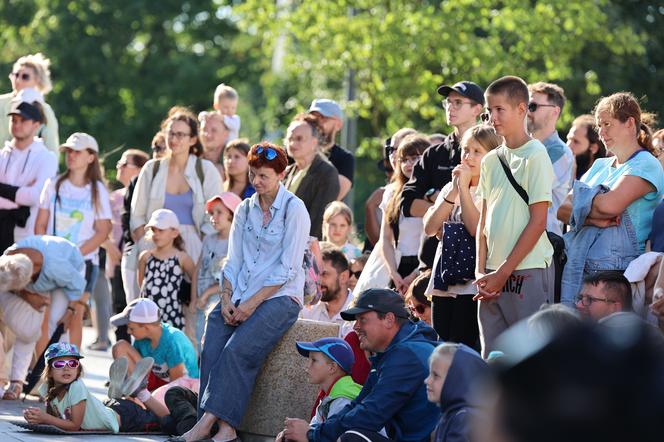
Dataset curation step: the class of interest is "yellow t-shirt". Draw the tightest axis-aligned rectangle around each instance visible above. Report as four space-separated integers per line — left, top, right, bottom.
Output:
288 165 311 195
477 140 554 271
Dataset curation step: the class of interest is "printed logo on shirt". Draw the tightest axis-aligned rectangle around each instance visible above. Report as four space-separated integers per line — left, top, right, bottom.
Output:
53 195 92 243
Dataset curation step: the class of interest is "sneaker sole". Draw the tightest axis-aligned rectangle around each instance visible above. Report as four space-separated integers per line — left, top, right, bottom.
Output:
122 357 154 397
108 357 128 399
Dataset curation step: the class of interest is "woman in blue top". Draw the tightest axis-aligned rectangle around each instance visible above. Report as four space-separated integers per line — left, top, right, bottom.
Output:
172 143 310 442
0 235 85 399
560 92 664 252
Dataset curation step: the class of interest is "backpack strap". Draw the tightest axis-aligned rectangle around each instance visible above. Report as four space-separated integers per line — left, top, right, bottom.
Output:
497 150 529 205
195 157 205 184
151 159 161 182
152 158 204 185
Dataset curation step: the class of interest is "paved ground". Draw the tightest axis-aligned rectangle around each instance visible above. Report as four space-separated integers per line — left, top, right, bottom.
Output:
0 326 165 441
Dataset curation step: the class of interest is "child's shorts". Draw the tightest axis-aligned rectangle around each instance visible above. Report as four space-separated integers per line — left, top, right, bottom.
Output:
104 398 160 432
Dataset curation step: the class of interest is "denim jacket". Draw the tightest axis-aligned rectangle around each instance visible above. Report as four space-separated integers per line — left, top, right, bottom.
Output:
560 181 639 306
222 184 310 306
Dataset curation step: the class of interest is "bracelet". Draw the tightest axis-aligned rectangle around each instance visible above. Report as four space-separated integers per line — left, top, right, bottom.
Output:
443 197 455 205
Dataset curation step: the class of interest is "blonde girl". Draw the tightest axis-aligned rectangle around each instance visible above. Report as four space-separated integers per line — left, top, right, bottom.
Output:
138 209 195 331
35 133 112 349
322 201 361 260
423 125 501 346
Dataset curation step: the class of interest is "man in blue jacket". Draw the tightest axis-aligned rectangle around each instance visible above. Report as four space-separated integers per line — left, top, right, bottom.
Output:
284 288 440 442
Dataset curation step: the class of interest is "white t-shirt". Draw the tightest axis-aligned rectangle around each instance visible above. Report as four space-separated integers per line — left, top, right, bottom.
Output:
39 178 112 264
379 183 424 257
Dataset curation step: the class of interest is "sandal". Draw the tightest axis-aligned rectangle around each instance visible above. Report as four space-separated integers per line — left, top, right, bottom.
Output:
2 381 23 400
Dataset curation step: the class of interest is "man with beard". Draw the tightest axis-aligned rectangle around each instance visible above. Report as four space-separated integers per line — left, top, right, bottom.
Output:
301 248 354 337
527 82 575 235
0 89 57 252
308 99 354 200
198 111 229 180
566 114 606 179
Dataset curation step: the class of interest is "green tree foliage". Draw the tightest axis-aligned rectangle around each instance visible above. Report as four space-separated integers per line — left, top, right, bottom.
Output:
235 0 646 158
0 0 265 172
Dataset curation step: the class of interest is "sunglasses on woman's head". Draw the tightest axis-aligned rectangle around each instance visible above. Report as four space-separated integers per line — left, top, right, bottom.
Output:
256 145 278 160
51 359 80 369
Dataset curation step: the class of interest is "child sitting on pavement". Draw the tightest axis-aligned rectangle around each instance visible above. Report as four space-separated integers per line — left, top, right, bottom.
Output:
111 298 199 403
277 337 362 441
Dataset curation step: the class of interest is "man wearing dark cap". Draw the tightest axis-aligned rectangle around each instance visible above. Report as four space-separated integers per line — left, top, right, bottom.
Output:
0 88 57 252
400 81 484 269
299 288 440 442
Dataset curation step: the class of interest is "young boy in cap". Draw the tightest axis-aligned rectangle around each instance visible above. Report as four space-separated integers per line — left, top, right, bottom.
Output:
474 76 555 358
111 298 199 392
278 337 362 441
285 288 440 442
193 192 242 351
308 98 354 199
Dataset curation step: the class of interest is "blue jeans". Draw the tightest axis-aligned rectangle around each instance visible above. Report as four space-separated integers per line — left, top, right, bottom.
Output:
198 295 300 428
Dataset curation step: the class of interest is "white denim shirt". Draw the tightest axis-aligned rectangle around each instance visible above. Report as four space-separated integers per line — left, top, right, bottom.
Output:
130 155 223 236
223 184 310 305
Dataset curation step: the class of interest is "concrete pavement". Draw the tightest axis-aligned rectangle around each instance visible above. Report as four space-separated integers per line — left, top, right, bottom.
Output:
0 326 165 441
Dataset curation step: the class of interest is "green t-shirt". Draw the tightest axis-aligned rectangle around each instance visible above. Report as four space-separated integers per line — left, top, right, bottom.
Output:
39 378 119 432
477 140 554 271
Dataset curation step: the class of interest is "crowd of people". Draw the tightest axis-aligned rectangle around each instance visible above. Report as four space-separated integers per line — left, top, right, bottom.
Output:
1 52 664 442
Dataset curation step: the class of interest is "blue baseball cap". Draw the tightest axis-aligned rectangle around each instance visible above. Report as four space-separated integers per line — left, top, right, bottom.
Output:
296 337 355 374
308 99 344 120
44 343 83 364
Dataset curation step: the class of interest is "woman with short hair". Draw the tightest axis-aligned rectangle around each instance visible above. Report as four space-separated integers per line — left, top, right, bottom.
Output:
174 143 310 442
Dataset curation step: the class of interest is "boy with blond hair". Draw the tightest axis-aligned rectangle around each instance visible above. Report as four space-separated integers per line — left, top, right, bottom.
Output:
475 76 554 357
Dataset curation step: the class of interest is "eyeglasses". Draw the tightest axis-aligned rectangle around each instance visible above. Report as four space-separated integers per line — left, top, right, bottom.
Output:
408 303 427 315
442 99 474 110
528 102 557 113
350 270 362 279
51 359 80 369
575 294 618 307
167 131 191 140
9 72 31 81
256 145 277 160
400 155 422 165
116 160 137 169
151 144 165 153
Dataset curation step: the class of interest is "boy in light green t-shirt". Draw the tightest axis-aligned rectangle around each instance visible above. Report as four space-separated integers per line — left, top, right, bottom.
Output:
474 75 555 358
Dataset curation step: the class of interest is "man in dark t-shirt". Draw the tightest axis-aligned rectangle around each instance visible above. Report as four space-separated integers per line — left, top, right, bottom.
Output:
309 99 355 200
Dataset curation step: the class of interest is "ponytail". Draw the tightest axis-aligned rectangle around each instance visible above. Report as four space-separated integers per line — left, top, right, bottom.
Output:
638 122 656 155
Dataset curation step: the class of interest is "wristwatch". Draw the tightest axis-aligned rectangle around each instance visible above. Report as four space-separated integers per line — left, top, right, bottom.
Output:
425 187 436 203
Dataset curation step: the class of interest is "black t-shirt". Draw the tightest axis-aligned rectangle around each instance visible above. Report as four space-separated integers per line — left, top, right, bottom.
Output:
326 144 355 183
